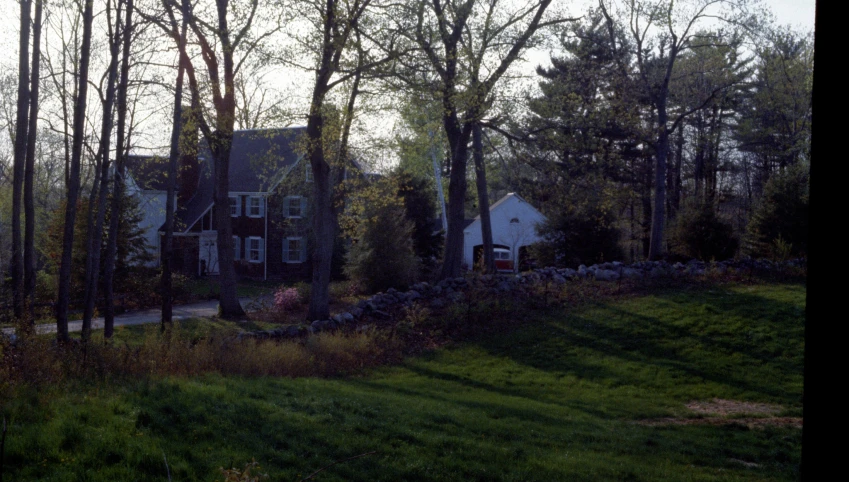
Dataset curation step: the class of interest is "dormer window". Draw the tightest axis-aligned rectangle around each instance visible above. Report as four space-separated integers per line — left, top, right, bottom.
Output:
247 196 265 217
230 196 241 217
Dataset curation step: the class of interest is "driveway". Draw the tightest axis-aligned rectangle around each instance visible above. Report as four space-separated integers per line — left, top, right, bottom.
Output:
1 297 266 337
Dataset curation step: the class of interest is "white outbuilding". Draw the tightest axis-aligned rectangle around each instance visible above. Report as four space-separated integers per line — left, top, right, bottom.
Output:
462 193 547 272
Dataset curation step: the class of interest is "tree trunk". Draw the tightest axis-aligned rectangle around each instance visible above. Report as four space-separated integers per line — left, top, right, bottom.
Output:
305 0 344 321
648 101 669 260
161 10 189 328
306 97 332 321
641 154 653 259
670 121 683 217
307 150 333 321
24 0 43 323
210 132 245 319
472 123 495 273
80 0 121 341
104 0 133 339
11 0 32 320
440 114 471 279
56 0 95 342
693 112 705 202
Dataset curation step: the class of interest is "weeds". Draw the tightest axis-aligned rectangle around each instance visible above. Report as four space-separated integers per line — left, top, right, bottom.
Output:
1 324 389 402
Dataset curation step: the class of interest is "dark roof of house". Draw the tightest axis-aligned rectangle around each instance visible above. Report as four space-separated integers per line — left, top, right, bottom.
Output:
126 155 169 191
216 127 306 193
174 160 214 233
162 126 307 232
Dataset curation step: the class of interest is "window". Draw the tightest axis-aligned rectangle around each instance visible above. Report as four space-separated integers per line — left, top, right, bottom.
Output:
285 237 306 263
248 237 265 263
510 217 520 224
233 236 241 260
247 196 265 217
305 163 313 183
284 196 303 218
230 196 241 217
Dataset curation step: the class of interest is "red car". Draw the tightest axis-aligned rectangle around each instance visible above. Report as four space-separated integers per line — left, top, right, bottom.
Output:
494 248 514 273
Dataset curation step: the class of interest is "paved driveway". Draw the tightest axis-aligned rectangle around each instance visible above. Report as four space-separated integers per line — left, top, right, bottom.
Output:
2 297 265 336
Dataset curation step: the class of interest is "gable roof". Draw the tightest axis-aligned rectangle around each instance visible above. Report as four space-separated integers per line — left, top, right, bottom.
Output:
473 192 536 221
170 126 307 232
220 127 306 193
174 159 214 233
463 192 546 234
125 155 169 191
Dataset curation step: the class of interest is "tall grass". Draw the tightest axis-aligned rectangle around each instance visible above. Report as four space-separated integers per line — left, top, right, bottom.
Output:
1 325 393 400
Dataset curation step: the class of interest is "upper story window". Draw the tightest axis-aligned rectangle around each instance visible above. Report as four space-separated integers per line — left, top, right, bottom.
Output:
285 196 304 218
510 218 520 224
247 196 265 217
230 196 241 217
305 163 313 183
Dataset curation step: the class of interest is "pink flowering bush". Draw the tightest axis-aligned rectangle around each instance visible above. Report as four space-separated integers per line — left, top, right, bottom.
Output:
274 286 301 312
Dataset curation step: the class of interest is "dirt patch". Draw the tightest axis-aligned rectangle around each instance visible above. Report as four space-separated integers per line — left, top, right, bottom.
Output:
637 399 802 429
685 398 783 417
728 458 761 468
636 416 802 429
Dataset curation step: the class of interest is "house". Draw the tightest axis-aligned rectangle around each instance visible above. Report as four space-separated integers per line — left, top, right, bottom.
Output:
462 192 546 271
126 126 355 281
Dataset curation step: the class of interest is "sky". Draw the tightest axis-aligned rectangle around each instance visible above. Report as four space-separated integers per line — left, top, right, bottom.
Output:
0 0 816 166
0 0 819 83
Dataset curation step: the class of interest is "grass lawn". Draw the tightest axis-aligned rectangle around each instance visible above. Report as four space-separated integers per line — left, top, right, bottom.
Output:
1 281 804 481
184 278 281 300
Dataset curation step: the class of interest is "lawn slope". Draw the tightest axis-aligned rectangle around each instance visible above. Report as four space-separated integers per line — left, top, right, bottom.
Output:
1 282 804 481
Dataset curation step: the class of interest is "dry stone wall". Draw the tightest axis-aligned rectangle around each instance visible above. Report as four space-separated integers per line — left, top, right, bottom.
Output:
239 257 806 342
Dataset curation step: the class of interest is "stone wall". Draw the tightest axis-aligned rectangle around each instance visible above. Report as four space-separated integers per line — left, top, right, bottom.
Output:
239 257 806 342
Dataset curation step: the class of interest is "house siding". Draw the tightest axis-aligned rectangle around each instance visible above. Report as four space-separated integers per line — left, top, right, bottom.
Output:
265 170 313 281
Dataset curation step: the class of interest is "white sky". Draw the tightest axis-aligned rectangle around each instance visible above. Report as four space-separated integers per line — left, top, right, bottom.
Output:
0 0 816 167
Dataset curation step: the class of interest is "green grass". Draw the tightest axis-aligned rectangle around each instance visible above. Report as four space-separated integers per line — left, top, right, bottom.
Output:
1 282 805 481
184 278 280 299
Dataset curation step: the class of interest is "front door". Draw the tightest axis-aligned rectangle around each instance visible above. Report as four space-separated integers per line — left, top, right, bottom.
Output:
199 233 219 275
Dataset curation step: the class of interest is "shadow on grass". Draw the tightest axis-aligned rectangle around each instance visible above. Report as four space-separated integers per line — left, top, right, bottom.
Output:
468 284 805 406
